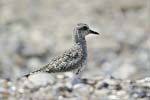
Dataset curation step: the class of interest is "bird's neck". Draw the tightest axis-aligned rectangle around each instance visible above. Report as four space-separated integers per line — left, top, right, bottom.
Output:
73 30 87 58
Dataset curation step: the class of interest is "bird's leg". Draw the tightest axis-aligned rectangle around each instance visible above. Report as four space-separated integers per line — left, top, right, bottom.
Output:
71 66 85 85
71 74 81 85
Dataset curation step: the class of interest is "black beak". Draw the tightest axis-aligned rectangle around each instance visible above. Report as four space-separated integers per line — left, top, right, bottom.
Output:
89 30 99 35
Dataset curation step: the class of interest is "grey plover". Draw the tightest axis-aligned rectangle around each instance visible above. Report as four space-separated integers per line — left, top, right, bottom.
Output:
24 23 99 78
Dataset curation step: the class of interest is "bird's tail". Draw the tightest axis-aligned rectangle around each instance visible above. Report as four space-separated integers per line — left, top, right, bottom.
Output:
23 68 43 78
16 64 50 81
22 63 50 78
16 69 43 81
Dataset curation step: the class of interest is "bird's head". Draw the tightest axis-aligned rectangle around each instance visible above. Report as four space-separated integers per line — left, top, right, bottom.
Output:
75 23 99 37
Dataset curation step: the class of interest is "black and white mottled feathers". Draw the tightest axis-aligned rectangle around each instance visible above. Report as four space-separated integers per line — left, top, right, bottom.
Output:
24 44 84 77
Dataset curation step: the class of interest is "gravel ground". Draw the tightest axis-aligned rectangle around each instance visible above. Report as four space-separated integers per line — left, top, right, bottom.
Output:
0 73 149 100
0 0 149 80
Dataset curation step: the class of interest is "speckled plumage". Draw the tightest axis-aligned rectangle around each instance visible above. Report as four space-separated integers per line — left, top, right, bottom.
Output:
24 23 99 77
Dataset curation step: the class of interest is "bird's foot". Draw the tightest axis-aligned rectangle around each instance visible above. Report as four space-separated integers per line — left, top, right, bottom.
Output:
70 74 82 85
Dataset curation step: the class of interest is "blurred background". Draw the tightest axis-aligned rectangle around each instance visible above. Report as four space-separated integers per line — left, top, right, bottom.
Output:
0 0 149 80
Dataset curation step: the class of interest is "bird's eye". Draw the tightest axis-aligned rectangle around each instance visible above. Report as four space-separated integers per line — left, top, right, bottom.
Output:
81 26 88 30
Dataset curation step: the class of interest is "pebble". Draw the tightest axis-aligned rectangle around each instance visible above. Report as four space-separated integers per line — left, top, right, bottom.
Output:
73 83 94 96
28 73 55 86
0 77 149 100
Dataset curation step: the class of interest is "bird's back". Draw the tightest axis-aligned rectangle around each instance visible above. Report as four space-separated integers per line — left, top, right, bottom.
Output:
27 44 85 75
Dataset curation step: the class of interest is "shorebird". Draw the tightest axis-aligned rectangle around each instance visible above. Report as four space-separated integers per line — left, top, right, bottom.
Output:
24 23 99 78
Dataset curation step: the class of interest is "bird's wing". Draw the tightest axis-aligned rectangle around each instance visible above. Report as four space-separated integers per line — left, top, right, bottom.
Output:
29 45 83 74
45 45 83 72
23 45 83 78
